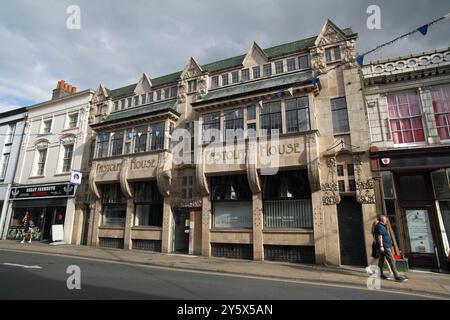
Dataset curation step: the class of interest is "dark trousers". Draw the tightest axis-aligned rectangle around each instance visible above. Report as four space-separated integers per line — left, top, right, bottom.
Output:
378 247 399 278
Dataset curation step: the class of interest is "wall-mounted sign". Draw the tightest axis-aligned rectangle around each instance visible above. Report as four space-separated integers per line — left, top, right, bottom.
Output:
10 183 76 200
406 209 435 254
70 171 82 185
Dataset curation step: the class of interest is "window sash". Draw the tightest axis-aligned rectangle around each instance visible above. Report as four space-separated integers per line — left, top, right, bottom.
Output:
222 74 229 86
62 145 74 172
224 109 244 141
287 58 296 71
231 71 239 84
69 114 78 128
134 126 148 153
275 61 284 74
43 120 52 134
241 69 250 81
202 112 220 144
150 122 165 151
260 102 281 135
37 149 47 175
263 64 272 77
331 97 350 133
0 153 10 179
298 55 310 70
211 76 219 88
252 66 260 79
285 97 310 133
111 131 124 156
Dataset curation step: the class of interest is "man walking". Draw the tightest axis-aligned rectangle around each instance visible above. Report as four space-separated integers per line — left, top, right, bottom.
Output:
375 215 408 282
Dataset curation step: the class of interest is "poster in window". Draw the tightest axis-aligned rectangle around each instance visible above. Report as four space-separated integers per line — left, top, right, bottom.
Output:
406 209 435 254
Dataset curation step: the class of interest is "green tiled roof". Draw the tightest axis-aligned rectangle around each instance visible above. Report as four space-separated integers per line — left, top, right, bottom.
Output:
193 70 313 106
106 28 354 99
96 99 179 126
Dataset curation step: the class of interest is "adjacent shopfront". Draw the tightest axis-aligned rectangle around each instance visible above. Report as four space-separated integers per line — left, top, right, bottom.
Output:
6 183 76 242
372 147 450 269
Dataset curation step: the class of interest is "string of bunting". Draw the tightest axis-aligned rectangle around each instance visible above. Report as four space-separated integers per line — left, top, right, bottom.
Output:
310 12 450 86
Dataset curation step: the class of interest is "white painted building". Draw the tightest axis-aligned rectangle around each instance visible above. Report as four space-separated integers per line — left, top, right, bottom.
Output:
0 107 27 239
3 82 94 244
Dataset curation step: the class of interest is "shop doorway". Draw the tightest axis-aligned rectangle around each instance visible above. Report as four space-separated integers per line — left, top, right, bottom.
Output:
41 207 66 241
173 209 190 254
337 196 366 266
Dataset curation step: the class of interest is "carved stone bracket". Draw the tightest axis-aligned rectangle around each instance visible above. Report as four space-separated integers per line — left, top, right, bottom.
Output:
156 151 173 197
88 163 101 200
196 150 210 196
246 140 261 194
120 158 133 199
306 133 321 192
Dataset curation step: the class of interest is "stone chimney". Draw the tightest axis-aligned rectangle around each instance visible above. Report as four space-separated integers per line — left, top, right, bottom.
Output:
52 80 77 100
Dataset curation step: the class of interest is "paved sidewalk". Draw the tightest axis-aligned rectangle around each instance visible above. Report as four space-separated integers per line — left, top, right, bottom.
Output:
1 240 449 299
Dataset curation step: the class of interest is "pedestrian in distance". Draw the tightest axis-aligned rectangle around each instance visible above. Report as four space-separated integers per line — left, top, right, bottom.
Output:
20 210 33 244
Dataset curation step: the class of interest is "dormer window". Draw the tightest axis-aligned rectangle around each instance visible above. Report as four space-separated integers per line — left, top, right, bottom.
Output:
299 55 310 70
141 94 146 105
275 61 284 74
114 101 119 111
287 58 296 72
252 66 260 79
222 74 229 86
148 92 154 103
134 96 139 107
231 71 239 84
127 97 132 108
263 64 272 77
211 76 219 89
170 86 178 98
325 46 341 63
164 87 170 99
156 90 162 101
241 69 250 82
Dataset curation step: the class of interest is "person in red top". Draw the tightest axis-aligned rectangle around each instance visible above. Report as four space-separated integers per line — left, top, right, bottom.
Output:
20 210 33 244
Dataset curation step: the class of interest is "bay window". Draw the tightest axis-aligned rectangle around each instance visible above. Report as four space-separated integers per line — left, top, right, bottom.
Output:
387 91 425 144
97 132 110 158
150 122 165 150
111 130 124 156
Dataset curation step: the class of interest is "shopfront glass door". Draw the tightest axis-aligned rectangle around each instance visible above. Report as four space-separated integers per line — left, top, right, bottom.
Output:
405 209 435 254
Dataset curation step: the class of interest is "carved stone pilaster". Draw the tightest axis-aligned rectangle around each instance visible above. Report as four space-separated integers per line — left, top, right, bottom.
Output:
156 151 173 197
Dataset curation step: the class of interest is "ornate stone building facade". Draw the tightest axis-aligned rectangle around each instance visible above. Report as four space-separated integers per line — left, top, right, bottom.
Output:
362 47 450 269
86 20 377 266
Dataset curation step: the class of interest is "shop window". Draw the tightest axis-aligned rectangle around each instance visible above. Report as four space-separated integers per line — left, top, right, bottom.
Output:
285 97 310 133
224 108 244 141
262 170 313 229
134 181 163 227
438 202 450 255
431 169 450 199
7 208 44 241
387 92 425 144
398 175 429 200
431 84 450 140
210 175 252 229
102 184 126 226
260 101 281 136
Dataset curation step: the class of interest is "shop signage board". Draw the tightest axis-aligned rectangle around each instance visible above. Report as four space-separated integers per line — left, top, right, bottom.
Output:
406 209 435 254
10 183 76 200
70 171 82 186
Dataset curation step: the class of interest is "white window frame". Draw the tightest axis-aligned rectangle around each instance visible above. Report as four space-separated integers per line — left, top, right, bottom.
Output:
60 143 74 173
67 112 79 129
0 153 10 180
5 123 15 144
41 118 53 135
35 148 48 176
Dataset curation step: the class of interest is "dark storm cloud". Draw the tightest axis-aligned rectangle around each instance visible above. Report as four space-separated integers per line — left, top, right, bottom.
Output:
0 0 449 111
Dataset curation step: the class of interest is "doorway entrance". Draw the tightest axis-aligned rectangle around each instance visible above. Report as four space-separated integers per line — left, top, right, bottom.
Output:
41 207 66 241
173 209 190 254
337 196 366 266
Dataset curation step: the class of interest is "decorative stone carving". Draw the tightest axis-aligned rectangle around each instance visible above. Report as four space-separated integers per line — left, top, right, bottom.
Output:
311 47 327 75
177 83 187 104
321 156 340 206
156 151 173 197
181 57 203 80
353 154 376 204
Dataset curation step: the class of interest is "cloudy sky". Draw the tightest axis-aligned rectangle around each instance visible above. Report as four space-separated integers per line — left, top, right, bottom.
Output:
1 0 449 112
